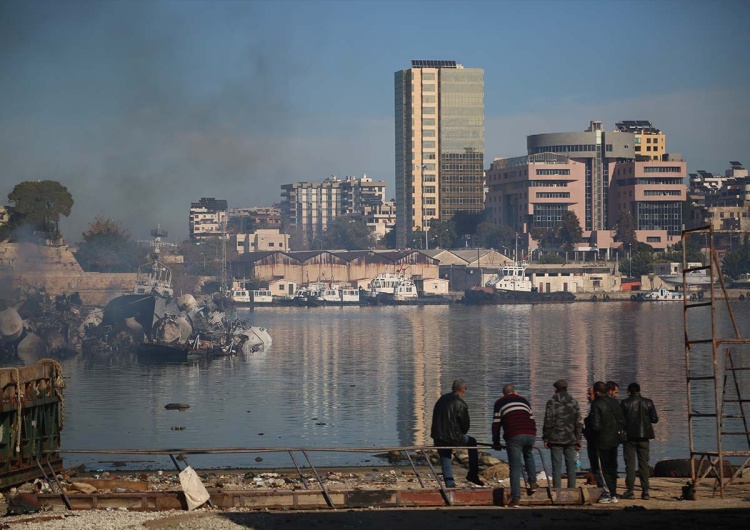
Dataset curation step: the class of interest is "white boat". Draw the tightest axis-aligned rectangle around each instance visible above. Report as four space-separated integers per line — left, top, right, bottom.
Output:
367 273 418 301
251 289 273 303
134 227 174 298
226 289 252 304
486 261 533 293
310 285 361 306
637 287 686 301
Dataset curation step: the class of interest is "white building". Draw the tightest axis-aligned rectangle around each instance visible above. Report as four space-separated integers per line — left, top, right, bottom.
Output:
189 198 228 242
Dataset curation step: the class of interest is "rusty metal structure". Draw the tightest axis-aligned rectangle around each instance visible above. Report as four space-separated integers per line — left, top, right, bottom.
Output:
682 226 750 496
0 360 64 490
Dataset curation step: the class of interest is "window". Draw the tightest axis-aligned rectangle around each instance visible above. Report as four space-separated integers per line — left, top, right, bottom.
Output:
423 95 435 103
647 236 661 243
423 107 435 114
423 140 435 148
422 84 435 92
423 129 435 137
424 186 435 193
422 73 435 81
269 242 275 247
422 118 435 126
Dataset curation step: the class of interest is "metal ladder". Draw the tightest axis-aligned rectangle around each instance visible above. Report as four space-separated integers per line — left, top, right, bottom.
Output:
682 226 750 496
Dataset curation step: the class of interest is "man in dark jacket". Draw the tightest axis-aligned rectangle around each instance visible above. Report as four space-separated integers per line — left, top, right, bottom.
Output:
430 379 483 487
590 380 625 503
543 379 583 489
620 382 658 500
582 385 602 487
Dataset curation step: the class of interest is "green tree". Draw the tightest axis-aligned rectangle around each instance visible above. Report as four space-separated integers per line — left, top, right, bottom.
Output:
429 220 456 249
321 217 375 250
381 227 396 250
619 251 655 277
665 238 704 263
475 222 517 253
722 236 750 279
5 180 74 242
74 217 147 272
451 211 484 239
538 252 566 264
614 210 638 249
558 211 583 252
531 227 557 249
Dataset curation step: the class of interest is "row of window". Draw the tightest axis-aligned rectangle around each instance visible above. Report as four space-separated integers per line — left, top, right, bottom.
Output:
441 164 484 171
442 186 482 193
530 144 613 154
643 166 681 173
643 190 682 196
536 169 571 175
529 180 569 187
442 197 483 204
615 178 684 186
536 192 571 198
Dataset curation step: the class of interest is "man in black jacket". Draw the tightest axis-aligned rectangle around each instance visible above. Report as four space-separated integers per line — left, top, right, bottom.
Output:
430 379 483 487
590 380 625 503
620 382 659 500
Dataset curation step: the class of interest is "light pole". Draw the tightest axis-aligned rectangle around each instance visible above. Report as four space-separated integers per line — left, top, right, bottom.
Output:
628 244 632 278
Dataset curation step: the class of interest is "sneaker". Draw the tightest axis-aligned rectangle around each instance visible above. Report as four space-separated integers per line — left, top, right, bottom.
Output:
641 492 650 500
598 495 613 504
611 496 619 504
444 479 456 488
528 482 540 491
466 474 484 487
620 491 635 500
508 498 521 507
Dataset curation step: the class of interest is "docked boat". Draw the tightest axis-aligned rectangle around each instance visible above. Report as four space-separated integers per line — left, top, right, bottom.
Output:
486 261 533 293
636 287 686 301
366 273 418 303
462 287 575 304
308 285 362 306
250 289 273 304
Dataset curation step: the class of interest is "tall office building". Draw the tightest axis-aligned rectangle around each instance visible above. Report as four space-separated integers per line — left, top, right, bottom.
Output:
394 60 484 248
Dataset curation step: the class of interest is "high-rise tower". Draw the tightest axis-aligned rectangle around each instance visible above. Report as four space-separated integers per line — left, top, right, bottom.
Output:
394 60 484 249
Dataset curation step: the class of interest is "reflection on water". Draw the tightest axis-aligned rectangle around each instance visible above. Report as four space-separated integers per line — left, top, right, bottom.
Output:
56 302 750 470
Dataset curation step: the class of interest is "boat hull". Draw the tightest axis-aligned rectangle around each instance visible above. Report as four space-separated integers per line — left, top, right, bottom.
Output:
462 289 576 305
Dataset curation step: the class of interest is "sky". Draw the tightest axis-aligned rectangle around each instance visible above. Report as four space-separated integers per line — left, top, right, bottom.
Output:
1 0 749 242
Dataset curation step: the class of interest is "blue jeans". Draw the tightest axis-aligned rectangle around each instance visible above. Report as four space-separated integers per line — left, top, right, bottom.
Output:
549 444 577 488
507 434 537 500
437 434 477 486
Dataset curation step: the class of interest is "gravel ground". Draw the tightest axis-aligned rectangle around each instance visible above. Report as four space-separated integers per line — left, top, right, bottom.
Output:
2 467 749 529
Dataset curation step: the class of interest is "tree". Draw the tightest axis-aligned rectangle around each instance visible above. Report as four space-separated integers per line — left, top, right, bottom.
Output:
451 211 484 240
614 211 637 249
558 211 583 252
5 180 74 242
722 235 750 279
321 217 375 250
538 252 566 264
475 222 517 252
531 227 557 249
381 227 396 250
429 220 456 249
619 251 655 277
666 238 704 263
74 217 147 272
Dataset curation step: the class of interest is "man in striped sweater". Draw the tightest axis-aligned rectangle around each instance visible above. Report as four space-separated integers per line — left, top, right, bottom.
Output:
492 384 539 507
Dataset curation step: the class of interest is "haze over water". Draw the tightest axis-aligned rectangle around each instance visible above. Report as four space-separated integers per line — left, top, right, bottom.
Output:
60 302 750 471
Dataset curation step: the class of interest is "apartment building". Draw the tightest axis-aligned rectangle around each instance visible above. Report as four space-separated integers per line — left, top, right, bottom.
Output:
232 229 290 253
228 207 282 234
616 120 666 161
689 161 750 230
189 198 228 242
394 60 484 248
609 154 688 250
486 120 686 252
280 175 387 246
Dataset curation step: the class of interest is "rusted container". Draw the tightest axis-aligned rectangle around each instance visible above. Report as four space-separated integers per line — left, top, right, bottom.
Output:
0 360 64 489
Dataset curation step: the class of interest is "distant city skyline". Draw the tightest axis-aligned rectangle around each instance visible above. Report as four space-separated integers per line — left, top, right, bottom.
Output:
1 0 748 242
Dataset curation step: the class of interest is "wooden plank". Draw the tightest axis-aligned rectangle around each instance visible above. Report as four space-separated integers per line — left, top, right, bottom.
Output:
69 479 150 492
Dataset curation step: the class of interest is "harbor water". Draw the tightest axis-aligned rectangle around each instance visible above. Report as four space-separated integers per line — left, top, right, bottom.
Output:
59 301 750 471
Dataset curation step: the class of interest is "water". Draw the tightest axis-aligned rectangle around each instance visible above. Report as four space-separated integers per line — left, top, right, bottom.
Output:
57 301 750 471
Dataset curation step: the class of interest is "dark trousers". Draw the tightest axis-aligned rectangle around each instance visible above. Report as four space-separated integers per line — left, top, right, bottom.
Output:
597 446 619 497
437 435 479 483
623 440 650 492
586 440 602 486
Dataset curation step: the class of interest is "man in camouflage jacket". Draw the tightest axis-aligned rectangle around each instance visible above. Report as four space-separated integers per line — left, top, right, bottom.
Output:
542 379 583 489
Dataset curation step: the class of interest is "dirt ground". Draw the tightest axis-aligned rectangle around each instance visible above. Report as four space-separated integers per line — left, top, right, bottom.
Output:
1 474 749 529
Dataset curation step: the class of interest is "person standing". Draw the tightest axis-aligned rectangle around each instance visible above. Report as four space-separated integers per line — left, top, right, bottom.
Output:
542 379 583 489
492 384 538 507
582 385 603 487
590 381 626 503
620 382 659 500
430 379 483 488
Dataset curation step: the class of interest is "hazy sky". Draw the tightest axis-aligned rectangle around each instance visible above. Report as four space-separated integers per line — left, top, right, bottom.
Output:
1 0 748 242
